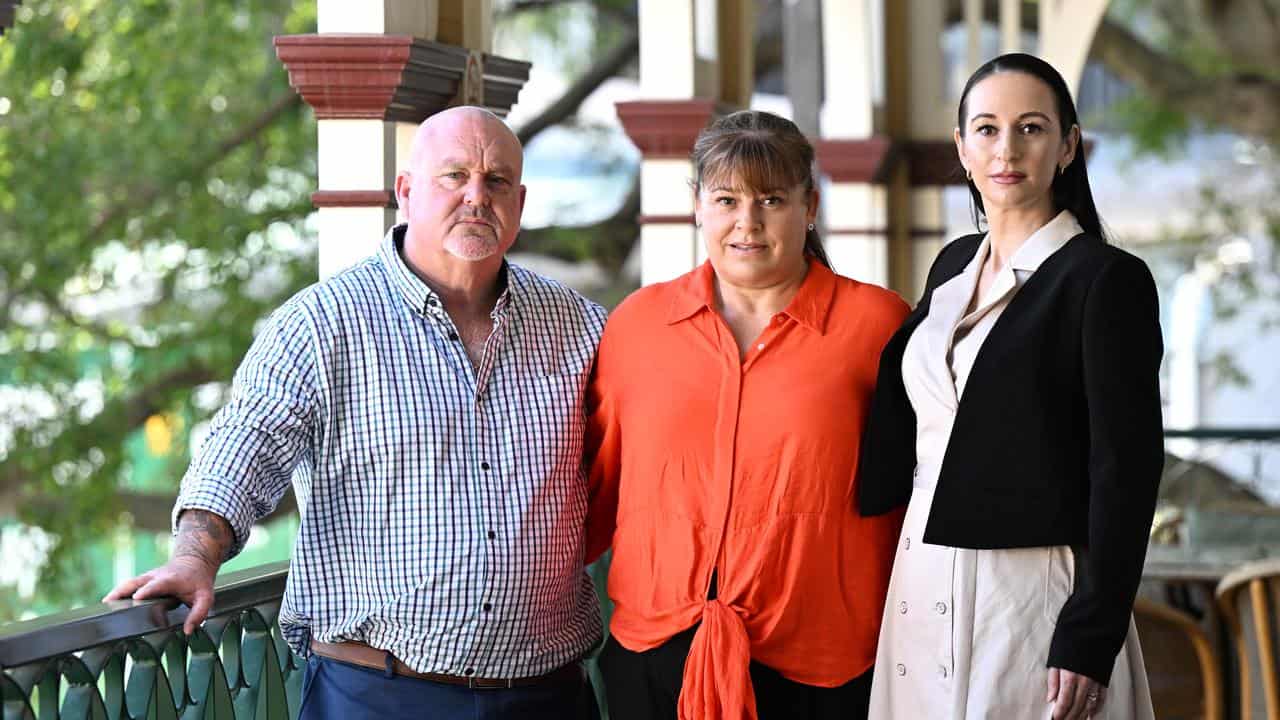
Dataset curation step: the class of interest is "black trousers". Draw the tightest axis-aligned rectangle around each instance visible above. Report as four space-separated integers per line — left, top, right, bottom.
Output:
597 626 871 720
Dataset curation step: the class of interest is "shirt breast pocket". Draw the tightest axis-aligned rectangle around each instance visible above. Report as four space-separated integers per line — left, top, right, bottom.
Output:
516 370 588 491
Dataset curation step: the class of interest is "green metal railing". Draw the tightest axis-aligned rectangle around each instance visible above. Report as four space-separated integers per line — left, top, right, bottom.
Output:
0 562 301 720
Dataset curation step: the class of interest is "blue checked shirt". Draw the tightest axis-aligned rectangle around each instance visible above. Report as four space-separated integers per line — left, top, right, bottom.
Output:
174 224 606 678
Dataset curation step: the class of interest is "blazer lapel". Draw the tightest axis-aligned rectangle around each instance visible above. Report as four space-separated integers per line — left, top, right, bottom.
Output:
954 232 1086 412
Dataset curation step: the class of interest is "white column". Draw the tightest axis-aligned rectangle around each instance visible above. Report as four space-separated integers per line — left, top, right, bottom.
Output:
820 0 875 137
823 185 888 288
964 0 983 73
317 0 437 35
910 193 946 296
819 0 887 286
639 0 697 98
640 161 699 284
635 0 708 287
1038 0 1109 97
1166 270 1210 458
907 0 949 301
1000 0 1022 53
315 121 402 279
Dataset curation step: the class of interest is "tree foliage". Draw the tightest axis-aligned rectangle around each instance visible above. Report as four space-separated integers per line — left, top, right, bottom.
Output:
0 0 319 611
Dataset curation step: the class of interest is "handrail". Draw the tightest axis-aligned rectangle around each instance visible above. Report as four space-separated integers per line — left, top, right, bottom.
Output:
0 561 289 669
1164 428 1280 441
0 561 299 719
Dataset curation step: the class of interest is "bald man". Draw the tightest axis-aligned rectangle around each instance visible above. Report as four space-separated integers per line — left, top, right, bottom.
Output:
106 107 605 719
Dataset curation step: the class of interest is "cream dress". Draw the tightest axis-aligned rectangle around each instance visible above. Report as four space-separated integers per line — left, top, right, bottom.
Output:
867 211 1155 720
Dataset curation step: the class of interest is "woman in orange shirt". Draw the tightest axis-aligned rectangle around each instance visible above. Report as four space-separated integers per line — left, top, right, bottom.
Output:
585 110 909 720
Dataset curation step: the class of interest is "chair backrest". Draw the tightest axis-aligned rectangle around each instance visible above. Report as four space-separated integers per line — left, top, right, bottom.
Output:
1216 557 1280 719
1133 596 1224 720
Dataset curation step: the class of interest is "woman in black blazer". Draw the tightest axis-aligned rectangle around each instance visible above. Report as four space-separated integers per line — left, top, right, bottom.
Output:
861 54 1162 720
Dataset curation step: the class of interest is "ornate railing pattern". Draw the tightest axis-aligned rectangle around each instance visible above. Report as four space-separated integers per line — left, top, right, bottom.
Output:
0 562 301 720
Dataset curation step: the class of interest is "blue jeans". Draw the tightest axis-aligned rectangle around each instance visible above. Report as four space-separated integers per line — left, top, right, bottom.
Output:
298 654 600 720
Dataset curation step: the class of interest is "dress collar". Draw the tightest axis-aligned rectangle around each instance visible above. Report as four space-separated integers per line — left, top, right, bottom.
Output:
1007 209 1083 273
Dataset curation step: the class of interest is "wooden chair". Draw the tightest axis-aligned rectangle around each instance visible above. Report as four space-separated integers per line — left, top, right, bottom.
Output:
1216 558 1280 719
1133 596 1224 720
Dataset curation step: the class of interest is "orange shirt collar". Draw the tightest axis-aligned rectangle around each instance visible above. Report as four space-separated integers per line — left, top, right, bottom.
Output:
666 258 838 335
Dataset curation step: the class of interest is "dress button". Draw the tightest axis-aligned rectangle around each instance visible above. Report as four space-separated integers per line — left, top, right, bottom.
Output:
936 602 947 614
896 664 906 676
939 665 948 678
898 601 908 614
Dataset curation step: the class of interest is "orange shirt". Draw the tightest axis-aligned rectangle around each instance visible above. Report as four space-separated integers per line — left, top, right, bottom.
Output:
586 259 909 720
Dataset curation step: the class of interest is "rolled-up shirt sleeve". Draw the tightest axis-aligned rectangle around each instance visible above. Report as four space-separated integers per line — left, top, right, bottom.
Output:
173 301 318 557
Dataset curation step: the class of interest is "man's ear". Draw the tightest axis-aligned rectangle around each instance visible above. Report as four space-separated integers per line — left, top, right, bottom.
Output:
394 171 411 209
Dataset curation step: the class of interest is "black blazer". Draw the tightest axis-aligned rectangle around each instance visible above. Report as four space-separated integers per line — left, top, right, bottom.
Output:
857 231 1164 686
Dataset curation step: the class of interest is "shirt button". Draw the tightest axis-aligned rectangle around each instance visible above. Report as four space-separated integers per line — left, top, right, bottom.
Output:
898 601 908 614
464 668 474 676
486 530 496 540
448 331 459 341
913 466 919 479
773 315 783 323
896 664 906 676
480 462 491 471
482 603 492 612
426 298 437 307
939 665 948 678
903 537 911 550
756 343 765 351
936 602 947 615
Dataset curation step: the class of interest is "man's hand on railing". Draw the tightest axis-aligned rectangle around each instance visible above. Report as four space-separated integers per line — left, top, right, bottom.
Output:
103 509 235 635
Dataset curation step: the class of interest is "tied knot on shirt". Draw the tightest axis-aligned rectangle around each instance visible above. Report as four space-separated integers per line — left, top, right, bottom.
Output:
678 598 757 720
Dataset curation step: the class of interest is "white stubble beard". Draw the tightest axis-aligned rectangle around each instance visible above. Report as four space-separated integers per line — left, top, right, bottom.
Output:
443 229 501 261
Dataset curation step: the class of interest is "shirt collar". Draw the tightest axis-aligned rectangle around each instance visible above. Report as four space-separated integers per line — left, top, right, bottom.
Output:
378 223 513 318
666 261 717 324
1008 209 1083 273
666 258 839 334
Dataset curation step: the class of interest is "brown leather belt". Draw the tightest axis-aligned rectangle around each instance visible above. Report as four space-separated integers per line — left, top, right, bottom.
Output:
309 639 582 690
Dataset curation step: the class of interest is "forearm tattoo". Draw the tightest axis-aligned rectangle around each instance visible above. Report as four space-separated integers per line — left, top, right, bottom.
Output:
174 510 234 569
